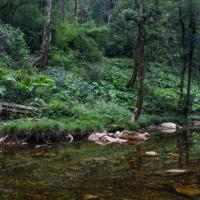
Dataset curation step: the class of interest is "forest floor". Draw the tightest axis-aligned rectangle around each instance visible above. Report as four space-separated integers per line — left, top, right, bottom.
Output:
1 58 200 143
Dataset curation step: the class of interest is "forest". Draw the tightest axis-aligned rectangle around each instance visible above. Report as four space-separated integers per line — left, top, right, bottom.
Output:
1 0 200 199
1 0 200 138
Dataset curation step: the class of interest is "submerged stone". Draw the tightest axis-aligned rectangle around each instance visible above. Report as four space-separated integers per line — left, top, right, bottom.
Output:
173 183 200 197
82 194 100 200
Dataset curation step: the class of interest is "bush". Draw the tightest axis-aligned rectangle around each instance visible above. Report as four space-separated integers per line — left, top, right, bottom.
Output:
53 22 102 62
0 23 30 68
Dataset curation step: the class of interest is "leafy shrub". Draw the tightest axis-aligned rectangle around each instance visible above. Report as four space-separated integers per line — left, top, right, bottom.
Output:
43 100 75 119
94 101 132 124
0 68 54 103
53 22 102 62
50 48 79 68
0 23 30 68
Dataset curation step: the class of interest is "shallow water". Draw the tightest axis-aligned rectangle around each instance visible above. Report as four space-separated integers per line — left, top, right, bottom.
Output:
0 129 200 200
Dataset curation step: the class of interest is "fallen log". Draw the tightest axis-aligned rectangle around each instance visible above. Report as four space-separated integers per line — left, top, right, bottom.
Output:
0 101 39 117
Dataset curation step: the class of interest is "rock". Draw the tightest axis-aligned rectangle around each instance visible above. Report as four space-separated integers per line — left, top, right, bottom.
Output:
145 151 159 156
0 135 8 144
36 144 48 148
160 122 181 133
65 134 73 143
88 132 108 142
148 122 181 133
172 183 200 197
114 131 124 138
101 135 127 144
120 132 150 143
161 122 177 129
88 131 150 145
165 169 188 175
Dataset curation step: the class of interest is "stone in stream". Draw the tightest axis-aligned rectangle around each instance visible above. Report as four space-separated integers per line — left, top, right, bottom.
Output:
148 122 181 133
166 169 187 173
145 151 159 156
88 131 150 145
172 183 200 197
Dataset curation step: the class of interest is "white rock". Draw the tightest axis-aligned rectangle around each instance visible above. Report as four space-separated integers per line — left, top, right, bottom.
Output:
161 122 177 129
166 169 187 173
88 133 107 142
101 135 127 143
114 131 124 138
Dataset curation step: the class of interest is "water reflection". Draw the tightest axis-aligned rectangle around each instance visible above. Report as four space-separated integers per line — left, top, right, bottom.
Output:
177 128 192 167
0 129 200 199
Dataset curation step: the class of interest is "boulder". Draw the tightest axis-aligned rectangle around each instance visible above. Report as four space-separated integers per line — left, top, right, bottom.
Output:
148 122 181 133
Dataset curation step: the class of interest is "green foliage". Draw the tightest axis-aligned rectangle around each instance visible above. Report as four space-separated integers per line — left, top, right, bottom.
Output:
0 67 54 103
53 22 102 62
0 23 30 69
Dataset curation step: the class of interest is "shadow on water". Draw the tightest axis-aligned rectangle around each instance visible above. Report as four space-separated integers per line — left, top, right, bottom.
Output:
0 128 200 199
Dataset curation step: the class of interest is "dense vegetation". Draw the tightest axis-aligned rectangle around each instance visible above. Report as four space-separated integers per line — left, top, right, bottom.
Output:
1 0 200 138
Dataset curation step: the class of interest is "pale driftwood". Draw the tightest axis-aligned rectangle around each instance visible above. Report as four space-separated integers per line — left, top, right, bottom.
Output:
0 101 38 116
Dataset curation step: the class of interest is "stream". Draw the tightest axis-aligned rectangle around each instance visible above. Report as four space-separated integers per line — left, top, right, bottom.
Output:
0 129 200 199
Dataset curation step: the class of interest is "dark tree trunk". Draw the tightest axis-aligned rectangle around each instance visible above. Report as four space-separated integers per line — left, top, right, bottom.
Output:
126 0 142 88
34 0 52 68
107 0 114 24
126 64 138 88
178 6 187 114
132 0 146 121
183 5 196 117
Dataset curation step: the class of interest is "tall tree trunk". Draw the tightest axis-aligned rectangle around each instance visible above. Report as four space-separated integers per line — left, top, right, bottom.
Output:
60 0 66 22
126 0 141 88
74 0 81 21
107 0 114 24
132 0 146 121
126 64 138 88
183 5 196 117
34 0 52 68
178 6 187 114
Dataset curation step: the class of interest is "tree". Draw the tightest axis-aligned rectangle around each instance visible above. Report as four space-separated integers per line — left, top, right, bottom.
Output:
34 0 52 68
184 0 196 116
60 0 67 21
124 0 160 121
178 0 198 116
107 0 115 24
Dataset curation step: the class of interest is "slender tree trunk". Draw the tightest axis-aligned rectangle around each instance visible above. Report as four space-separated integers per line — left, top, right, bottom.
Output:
60 0 66 22
126 0 141 88
133 22 146 121
34 0 52 68
107 0 114 24
74 0 81 21
178 6 187 114
131 0 146 121
183 6 196 117
126 64 138 88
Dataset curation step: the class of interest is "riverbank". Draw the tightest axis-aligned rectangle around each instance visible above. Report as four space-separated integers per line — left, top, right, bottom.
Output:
0 114 199 144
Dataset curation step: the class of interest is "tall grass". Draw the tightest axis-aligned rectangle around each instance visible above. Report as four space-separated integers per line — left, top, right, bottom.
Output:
0 118 105 142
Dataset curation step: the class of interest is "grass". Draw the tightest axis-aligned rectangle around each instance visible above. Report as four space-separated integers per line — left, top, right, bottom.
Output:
0 117 106 142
